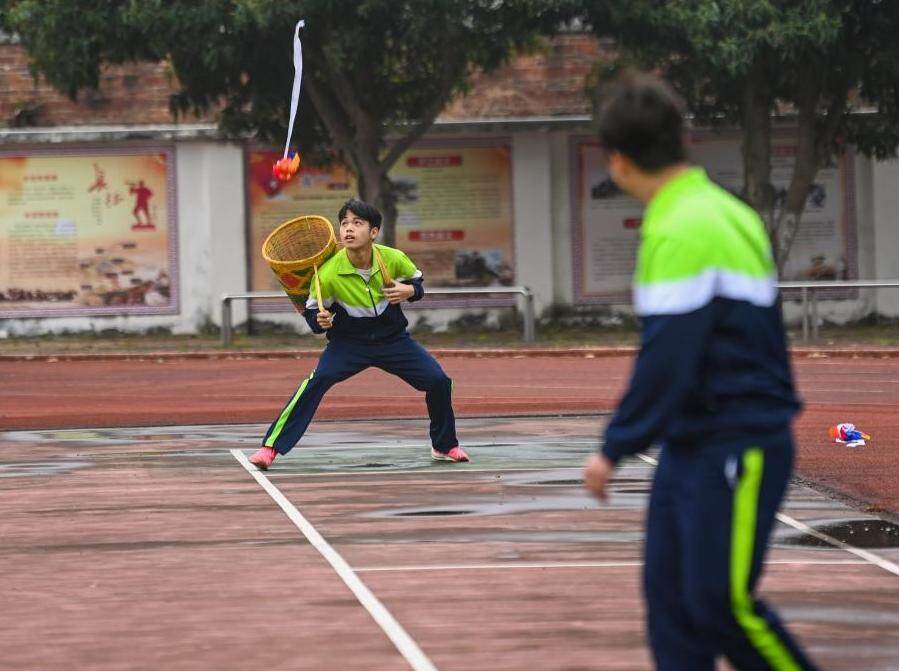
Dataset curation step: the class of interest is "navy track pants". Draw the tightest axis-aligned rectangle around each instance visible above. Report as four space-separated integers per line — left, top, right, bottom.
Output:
644 430 819 670
262 335 457 454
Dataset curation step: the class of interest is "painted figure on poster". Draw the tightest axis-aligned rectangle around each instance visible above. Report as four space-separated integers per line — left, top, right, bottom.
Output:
128 180 155 230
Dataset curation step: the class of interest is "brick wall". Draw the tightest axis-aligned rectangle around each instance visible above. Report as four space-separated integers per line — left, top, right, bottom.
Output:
0 42 211 127
441 34 601 120
1 33 601 128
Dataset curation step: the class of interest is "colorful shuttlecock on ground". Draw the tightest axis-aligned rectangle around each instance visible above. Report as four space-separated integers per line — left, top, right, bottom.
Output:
828 423 871 447
272 152 301 182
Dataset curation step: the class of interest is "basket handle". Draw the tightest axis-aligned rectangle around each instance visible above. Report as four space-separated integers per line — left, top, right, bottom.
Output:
374 247 393 287
313 263 324 313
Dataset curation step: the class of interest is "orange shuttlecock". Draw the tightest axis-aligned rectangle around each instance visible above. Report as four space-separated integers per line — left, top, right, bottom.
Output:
272 152 301 182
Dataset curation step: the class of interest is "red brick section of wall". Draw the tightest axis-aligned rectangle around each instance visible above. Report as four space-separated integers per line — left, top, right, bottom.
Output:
441 33 603 120
0 41 214 127
1 33 603 129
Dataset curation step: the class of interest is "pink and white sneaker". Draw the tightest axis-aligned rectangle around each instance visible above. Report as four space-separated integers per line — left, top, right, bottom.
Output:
431 446 470 463
249 446 278 470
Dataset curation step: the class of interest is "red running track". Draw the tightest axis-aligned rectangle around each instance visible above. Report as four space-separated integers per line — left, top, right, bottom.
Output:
1 353 896 513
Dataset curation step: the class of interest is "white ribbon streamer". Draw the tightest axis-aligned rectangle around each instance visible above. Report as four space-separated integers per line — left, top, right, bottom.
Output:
283 19 305 159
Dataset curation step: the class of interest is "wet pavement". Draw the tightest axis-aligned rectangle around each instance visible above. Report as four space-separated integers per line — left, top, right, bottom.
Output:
1 416 898 670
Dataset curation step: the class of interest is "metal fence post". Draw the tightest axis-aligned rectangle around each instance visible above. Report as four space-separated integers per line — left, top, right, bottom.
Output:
811 289 820 340
221 296 233 347
522 289 536 343
801 287 809 342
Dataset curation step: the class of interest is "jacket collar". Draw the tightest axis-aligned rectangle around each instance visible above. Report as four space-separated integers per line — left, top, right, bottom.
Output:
643 167 708 232
335 245 385 278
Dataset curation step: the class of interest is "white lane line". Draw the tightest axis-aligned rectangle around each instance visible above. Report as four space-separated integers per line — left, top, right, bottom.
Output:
353 559 866 573
635 453 899 577
268 440 603 451
264 466 622 478
230 449 438 671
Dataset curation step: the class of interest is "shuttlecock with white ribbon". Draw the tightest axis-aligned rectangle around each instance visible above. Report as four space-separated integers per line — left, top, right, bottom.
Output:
272 19 305 182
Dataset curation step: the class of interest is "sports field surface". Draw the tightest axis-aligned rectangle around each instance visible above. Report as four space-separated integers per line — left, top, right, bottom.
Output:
2 351 898 669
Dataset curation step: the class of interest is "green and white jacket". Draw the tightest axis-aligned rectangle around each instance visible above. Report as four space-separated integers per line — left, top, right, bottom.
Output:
602 168 800 462
304 244 424 342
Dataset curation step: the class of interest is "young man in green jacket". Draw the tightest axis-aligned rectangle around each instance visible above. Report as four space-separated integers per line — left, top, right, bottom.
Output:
583 74 817 670
250 198 469 469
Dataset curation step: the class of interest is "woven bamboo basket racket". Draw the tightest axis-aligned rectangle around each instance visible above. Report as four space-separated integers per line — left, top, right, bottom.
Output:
262 215 337 312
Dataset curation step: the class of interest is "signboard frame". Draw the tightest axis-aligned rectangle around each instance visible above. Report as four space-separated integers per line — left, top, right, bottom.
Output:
569 130 860 305
0 144 179 318
244 136 518 312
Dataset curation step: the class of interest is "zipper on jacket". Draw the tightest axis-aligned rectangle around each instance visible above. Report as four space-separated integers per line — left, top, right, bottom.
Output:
357 274 379 316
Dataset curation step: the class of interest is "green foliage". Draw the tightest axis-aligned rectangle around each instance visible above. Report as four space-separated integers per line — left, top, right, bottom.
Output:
586 0 899 158
584 0 899 268
6 0 571 240
5 0 568 161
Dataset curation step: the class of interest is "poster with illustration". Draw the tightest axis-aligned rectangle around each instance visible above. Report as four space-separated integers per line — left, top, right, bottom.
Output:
0 148 177 317
246 150 354 293
392 140 515 287
247 140 515 293
572 131 855 303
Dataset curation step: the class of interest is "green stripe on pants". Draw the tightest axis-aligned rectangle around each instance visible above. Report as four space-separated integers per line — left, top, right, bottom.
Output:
730 448 801 671
264 372 313 448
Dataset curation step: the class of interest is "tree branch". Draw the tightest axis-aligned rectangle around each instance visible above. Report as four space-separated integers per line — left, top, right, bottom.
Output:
777 70 824 271
381 88 453 170
304 78 355 159
817 81 850 164
316 45 378 152
740 58 775 232
784 75 819 214
381 59 466 170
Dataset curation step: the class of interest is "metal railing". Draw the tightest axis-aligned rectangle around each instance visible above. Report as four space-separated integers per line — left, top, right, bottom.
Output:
221 280 897 346
220 286 536 347
778 280 899 341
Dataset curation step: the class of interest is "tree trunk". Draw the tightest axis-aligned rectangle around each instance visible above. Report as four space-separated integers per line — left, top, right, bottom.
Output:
775 74 824 274
355 160 396 246
375 172 398 247
772 209 803 276
304 42 464 250
740 60 776 236
775 153 816 275
305 49 461 250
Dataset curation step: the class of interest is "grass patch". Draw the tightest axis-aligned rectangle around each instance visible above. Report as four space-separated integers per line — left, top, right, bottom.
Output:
1 316 897 354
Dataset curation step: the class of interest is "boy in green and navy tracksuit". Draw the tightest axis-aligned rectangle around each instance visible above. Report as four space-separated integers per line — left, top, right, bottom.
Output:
249 199 470 470
583 74 818 670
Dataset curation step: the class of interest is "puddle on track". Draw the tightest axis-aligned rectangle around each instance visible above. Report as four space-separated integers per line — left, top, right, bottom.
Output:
777 518 899 549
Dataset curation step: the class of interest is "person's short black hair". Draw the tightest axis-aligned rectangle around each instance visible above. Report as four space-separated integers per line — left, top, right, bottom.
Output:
338 198 382 230
596 72 687 172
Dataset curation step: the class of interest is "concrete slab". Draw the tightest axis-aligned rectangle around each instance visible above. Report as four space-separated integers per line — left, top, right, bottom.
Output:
1 416 897 670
